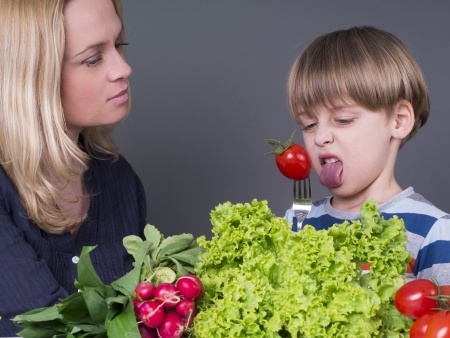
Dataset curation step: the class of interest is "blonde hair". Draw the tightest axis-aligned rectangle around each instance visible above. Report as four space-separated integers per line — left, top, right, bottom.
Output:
287 26 429 145
0 0 124 233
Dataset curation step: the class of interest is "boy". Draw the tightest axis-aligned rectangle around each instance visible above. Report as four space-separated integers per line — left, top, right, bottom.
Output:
284 26 450 290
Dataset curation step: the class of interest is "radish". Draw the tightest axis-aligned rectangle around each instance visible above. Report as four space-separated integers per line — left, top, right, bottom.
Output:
157 312 185 338
153 283 181 308
175 274 204 300
133 299 142 313
175 298 197 328
135 281 155 301
138 323 158 338
174 298 195 317
135 300 165 328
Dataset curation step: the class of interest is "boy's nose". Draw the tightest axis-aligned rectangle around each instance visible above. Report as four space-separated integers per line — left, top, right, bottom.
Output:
314 126 333 146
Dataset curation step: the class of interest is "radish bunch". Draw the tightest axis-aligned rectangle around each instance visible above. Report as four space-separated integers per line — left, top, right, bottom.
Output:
133 273 204 338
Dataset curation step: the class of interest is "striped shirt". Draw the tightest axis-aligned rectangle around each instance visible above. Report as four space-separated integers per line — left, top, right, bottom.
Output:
285 187 450 285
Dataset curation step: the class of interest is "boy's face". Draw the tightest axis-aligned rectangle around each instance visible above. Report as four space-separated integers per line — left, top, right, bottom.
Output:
298 103 399 203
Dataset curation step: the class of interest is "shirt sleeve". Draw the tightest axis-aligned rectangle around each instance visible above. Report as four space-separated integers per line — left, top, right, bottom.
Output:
414 216 450 285
0 208 69 336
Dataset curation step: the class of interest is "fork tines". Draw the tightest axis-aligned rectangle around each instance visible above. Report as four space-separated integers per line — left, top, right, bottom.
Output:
292 177 312 232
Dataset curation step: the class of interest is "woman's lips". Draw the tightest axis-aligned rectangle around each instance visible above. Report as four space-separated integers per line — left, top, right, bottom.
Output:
108 88 128 104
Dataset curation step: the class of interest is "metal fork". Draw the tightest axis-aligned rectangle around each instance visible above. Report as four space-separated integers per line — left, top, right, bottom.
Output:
292 177 312 232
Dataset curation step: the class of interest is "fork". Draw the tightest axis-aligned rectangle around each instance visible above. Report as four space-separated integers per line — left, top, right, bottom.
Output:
292 177 312 232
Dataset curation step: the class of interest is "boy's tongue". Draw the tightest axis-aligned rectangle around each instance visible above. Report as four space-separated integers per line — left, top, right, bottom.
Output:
319 161 343 188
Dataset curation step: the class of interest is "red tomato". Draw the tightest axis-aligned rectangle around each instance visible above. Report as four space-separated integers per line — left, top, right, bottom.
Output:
425 311 450 338
274 143 312 180
267 132 312 181
394 279 439 319
410 310 439 338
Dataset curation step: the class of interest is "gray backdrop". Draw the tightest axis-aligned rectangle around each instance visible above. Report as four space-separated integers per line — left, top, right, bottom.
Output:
116 1 450 237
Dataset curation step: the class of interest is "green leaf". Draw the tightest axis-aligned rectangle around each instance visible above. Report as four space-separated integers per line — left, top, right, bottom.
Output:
82 289 109 323
56 292 93 324
143 224 162 250
17 326 65 338
106 298 140 338
170 246 205 266
70 323 106 335
111 266 140 296
122 235 143 262
76 246 105 289
168 257 190 276
157 234 195 258
13 305 62 323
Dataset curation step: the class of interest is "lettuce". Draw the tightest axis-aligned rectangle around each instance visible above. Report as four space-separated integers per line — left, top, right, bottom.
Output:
193 199 412 337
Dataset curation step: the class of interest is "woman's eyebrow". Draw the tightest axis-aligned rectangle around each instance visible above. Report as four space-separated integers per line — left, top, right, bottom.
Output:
74 42 106 58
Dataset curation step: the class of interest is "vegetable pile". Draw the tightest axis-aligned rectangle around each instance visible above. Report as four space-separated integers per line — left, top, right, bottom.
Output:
13 225 205 338
13 199 416 338
394 279 450 337
193 199 412 337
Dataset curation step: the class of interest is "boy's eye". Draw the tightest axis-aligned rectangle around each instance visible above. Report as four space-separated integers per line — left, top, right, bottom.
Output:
336 118 353 125
301 122 317 131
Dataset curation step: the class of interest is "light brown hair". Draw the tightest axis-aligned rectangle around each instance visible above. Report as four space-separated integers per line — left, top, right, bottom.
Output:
287 26 429 145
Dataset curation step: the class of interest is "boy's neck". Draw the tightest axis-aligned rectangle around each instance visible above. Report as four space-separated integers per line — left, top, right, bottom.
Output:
330 182 403 213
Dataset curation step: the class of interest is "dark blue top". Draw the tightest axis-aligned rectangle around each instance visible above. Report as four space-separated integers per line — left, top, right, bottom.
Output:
0 154 147 336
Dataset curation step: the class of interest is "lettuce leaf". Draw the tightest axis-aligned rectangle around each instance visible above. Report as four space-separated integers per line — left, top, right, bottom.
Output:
193 199 411 337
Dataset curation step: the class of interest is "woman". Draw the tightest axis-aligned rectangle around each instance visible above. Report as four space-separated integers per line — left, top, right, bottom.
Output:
0 0 146 335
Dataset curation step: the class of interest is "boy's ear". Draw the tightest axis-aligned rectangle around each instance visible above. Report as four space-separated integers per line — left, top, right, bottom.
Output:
391 100 415 140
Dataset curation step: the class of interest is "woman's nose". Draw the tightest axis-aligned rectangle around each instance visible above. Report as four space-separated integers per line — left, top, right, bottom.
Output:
108 53 132 82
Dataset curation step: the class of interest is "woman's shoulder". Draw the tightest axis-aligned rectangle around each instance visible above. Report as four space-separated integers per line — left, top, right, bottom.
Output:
89 153 136 174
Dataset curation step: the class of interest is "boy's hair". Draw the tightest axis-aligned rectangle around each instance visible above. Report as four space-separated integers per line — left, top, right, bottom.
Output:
287 26 429 145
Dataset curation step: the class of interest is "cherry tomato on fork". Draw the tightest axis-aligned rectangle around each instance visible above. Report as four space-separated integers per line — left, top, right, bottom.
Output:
266 132 312 180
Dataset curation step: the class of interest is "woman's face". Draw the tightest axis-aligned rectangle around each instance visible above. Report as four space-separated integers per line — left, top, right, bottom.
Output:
61 0 132 136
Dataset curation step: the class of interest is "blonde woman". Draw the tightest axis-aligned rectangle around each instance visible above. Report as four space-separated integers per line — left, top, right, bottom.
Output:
0 0 146 334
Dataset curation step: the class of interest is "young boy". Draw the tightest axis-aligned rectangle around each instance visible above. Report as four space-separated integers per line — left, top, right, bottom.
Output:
284 26 450 290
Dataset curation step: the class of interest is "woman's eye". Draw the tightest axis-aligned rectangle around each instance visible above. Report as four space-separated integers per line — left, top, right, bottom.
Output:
84 55 102 67
115 42 129 51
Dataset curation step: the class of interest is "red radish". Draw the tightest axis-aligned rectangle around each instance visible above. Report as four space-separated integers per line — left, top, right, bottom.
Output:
157 312 185 338
133 299 142 313
138 323 158 338
175 298 196 317
153 283 181 308
135 300 165 328
175 298 197 327
135 281 155 301
175 274 204 300
182 307 197 328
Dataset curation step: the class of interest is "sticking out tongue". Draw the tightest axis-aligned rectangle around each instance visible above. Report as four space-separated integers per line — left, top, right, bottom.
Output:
319 161 343 188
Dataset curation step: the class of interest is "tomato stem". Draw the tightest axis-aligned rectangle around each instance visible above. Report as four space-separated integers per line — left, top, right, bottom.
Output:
266 130 295 155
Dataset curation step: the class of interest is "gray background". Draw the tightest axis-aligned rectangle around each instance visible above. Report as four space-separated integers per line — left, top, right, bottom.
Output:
116 1 450 238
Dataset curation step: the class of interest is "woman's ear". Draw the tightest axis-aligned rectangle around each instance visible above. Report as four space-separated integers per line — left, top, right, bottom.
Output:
391 100 415 140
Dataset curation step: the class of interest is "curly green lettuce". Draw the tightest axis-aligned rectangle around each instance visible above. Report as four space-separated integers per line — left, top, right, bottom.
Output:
193 199 412 338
